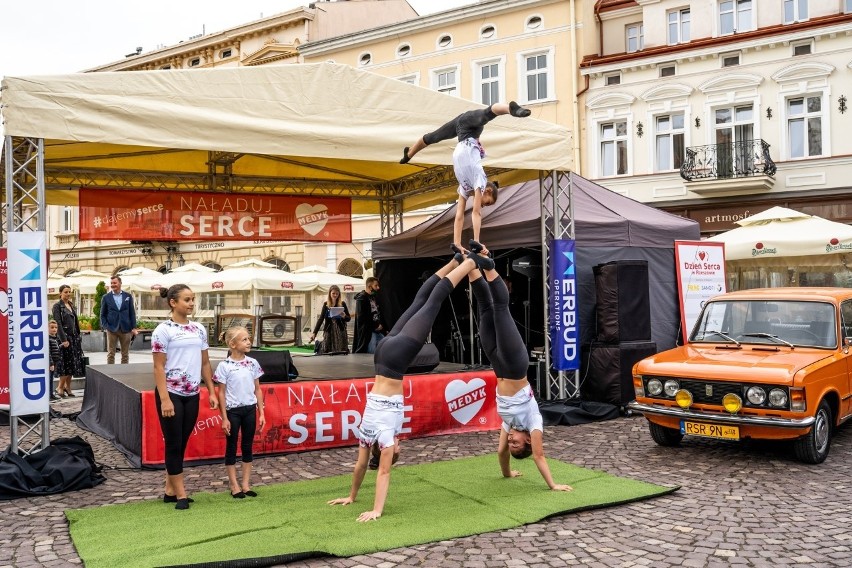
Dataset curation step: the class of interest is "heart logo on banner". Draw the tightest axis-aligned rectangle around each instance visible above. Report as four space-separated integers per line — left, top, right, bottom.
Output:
444 378 488 425
697 251 706 261
295 203 329 236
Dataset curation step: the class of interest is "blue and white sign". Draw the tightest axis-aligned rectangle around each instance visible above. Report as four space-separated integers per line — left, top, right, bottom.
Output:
549 239 580 371
8 231 50 416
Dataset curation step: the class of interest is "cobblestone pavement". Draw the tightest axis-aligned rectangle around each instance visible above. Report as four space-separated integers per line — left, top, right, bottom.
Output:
2 393 852 567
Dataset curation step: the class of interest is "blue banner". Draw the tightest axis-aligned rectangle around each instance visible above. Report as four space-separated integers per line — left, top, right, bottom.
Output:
549 239 579 371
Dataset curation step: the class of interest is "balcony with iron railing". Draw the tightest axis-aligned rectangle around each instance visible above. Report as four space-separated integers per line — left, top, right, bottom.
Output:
680 139 776 195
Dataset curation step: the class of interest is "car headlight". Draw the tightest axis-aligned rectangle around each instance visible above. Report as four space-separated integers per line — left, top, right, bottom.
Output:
746 386 766 405
768 388 788 408
723 393 742 413
663 379 680 397
647 378 663 396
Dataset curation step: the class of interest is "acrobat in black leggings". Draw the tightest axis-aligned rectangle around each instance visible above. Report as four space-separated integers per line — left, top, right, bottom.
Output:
374 274 454 379
471 275 529 380
423 107 498 146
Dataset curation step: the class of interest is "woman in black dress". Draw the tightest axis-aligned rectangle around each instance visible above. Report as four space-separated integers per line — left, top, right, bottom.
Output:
52 284 85 396
309 285 351 354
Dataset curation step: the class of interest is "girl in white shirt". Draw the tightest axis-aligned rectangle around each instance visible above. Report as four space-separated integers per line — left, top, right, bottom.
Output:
215 326 265 498
152 284 219 510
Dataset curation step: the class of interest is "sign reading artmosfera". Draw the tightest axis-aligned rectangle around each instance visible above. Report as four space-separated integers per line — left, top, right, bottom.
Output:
79 188 352 242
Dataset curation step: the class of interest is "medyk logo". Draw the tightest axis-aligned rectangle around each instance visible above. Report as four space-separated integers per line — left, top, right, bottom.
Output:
444 378 488 424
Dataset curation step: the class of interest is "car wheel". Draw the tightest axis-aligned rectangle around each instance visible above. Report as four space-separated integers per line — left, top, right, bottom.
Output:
793 399 833 464
648 421 683 447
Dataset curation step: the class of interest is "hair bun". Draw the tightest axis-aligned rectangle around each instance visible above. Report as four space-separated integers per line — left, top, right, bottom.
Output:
159 288 169 299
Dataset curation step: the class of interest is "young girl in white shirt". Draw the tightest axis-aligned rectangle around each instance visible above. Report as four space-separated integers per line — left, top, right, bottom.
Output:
152 284 219 510
215 326 265 498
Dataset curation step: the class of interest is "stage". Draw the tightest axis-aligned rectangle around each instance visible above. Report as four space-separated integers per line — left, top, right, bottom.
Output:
76 353 500 468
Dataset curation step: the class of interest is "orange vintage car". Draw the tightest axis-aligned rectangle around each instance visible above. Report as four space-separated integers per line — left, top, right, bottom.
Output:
629 287 852 464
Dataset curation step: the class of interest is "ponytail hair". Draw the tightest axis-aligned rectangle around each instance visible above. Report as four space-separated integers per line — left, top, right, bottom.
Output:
221 326 250 347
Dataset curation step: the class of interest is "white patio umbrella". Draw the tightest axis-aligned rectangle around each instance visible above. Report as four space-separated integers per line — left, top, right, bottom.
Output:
47 269 111 295
708 206 852 265
124 263 218 293
293 265 364 293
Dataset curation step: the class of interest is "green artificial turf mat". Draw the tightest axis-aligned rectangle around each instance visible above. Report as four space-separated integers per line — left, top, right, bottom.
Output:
67 454 677 567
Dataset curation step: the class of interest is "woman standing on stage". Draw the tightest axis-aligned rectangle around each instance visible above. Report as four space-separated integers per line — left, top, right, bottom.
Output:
151 283 218 510
52 284 85 397
309 284 351 354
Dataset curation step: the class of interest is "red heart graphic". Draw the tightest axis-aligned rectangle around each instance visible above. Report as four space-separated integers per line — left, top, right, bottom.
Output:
698 251 706 261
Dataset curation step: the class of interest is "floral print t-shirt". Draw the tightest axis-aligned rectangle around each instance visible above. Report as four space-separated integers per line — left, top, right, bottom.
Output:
151 320 209 396
213 356 264 410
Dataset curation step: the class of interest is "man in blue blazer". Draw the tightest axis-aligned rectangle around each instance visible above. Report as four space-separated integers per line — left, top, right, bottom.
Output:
101 275 138 364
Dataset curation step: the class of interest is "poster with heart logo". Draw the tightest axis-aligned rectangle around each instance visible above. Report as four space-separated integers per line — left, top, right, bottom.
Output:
78 188 352 242
674 240 727 341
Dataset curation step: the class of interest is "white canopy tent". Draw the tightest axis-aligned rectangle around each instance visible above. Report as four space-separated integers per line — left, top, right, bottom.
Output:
708 206 852 289
47 269 111 295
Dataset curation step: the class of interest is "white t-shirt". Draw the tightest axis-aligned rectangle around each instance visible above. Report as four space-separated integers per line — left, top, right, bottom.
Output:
496 384 544 433
357 394 403 450
214 355 264 410
151 320 209 396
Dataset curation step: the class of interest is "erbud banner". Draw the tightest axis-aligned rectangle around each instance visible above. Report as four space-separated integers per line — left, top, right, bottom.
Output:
141 371 499 466
675 240 727 341
549 239 580 371
8 232 50 416
79 188 352 242
0 248 9 405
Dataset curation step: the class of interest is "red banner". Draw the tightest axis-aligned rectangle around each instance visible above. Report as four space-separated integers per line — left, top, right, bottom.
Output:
141 370 499 466
78 188 351 242
0 249 8 405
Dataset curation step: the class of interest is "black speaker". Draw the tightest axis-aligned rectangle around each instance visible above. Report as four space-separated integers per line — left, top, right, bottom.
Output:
249 350 299 383
512 255 540 278
593 260 651 343
581 341 657 406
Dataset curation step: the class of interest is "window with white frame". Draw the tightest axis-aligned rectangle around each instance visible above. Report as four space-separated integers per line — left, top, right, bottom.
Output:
600 121 628 176
787 95 823 158
667 8 691 44
433 67 458 95
437 34 453 48
722 52 741 67
525 15 543 30
358 52 372 66
655 113 685 171
397 74 419 85
604 72 621 86
719 0 753 35
626 23 643 53
396 44 411 58
480 24 496 40
784 0 808 23
846 0 852 14
476 61 501 106
61 206 74 232
523 52 550 102
792 39 812 56
659 64 676 78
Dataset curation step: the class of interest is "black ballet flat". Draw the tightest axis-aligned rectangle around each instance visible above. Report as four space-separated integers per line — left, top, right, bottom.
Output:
244 490 258 497
468 239 484 254
175 498 190 510
399 147 411 164
466 251 495 271
231 491 246 499
164 495 194 504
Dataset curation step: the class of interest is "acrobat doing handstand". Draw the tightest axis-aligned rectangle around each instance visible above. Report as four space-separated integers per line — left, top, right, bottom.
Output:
467 243 572 491
400 102 531 252
328 251 495 521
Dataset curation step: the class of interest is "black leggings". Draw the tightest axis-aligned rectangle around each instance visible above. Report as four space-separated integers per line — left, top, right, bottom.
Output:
471 276 529 379
423 107 497 145
375 275 454 379
224 404 257 466
156 392 199 475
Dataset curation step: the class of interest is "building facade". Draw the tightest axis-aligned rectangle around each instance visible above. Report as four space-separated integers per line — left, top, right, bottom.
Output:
580 0 852 235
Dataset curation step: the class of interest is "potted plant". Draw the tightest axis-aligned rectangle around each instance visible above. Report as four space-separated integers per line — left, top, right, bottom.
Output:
81 281 108 352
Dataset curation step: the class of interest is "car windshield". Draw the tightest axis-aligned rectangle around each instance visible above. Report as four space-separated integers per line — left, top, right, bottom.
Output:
691 299 837 348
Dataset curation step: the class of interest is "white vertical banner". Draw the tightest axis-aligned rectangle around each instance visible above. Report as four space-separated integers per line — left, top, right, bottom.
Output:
8 231 50 416
674 240 728 343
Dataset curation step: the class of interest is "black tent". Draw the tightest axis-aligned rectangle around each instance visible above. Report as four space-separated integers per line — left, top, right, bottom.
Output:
372 174 700 354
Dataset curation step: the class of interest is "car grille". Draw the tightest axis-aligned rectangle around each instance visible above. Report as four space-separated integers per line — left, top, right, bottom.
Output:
643 376 742 405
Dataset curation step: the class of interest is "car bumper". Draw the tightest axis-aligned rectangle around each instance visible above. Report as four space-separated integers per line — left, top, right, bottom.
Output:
627 401 815 428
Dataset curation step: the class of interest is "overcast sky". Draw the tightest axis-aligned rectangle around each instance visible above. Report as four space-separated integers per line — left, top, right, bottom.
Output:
0 0 476 78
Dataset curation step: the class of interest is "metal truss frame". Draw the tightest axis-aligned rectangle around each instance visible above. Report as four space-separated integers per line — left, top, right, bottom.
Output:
3 136 50 455
539 170 577 400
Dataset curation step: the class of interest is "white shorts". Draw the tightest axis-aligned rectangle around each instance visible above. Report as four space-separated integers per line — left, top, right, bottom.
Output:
357 394 403 450
453 139 488 198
